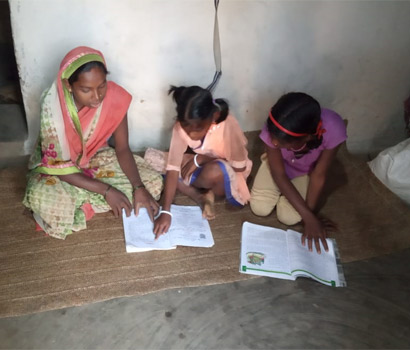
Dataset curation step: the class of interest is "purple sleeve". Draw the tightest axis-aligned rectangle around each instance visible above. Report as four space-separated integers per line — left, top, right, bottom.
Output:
259 123 275 148
321 109 347 149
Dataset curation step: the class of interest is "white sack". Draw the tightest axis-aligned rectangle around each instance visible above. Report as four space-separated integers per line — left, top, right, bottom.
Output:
368 138 410 205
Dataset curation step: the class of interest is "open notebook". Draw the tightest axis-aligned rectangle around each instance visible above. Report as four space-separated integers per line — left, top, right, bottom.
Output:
240 222 346 287
122 205 214 252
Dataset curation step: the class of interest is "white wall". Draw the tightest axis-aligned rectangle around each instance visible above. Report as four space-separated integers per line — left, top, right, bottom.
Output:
9 0 410 155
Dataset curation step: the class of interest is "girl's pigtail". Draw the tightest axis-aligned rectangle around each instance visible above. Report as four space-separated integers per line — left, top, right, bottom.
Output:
214 98 229 123
168 85 186 104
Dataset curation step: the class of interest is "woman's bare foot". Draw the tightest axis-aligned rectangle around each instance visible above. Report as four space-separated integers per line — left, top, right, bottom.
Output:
201 190 215 220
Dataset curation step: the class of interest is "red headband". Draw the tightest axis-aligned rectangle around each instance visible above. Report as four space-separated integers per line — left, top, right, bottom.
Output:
269 112 326 139
314 120 326 138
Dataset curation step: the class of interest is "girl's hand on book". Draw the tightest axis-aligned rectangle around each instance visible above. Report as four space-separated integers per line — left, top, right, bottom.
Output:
318 215 338 232
301 215 329 254
153 213 171 239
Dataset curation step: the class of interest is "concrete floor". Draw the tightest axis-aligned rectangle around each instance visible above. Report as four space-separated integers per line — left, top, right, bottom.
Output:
0 247 409 349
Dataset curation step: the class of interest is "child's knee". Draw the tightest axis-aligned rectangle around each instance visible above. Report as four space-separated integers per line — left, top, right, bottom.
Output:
250 198 275 217
250 186 280 216
202 161 224 181
277 213 301 226
194 162 225 195
276 198 302 226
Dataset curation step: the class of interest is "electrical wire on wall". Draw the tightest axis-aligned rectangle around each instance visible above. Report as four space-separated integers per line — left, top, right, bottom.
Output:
207 0 222 93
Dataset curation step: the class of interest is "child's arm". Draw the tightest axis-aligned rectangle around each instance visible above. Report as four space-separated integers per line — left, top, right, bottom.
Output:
305 146 340 211
153 123 188 237
180 154 214 179
113 115 160 222
153 170 179 238
223 116 249 173
180 153 246 177
266 146 328 253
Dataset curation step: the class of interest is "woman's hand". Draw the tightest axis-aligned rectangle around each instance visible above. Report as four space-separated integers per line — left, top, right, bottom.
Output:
105 186 132 218
153 213 172 239
133 187 160 222
301 215 329 254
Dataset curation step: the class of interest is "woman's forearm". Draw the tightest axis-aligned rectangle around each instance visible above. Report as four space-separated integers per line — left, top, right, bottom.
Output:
115 146 143 188
111 114 143 189
58 172 109 195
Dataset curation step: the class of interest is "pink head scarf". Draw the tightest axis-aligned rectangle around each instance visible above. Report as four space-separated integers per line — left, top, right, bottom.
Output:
57 46 131 168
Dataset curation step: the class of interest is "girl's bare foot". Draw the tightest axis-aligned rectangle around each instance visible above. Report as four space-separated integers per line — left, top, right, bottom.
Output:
201 190 215 220
176 181 216 220
176 180 203 204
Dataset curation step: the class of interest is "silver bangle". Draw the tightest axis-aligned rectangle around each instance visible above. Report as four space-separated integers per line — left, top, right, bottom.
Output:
194 154 202 168
159 210 173 218
132 184 145 193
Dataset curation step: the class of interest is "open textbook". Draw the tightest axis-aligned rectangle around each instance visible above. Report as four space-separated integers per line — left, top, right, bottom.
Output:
122 205 214 253
240 222 346 287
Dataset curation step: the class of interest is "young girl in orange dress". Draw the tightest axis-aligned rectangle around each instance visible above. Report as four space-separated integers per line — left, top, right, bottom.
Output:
150 85 252 238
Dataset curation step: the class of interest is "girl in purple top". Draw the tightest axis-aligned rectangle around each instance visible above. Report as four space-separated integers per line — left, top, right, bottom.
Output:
250 92 347 253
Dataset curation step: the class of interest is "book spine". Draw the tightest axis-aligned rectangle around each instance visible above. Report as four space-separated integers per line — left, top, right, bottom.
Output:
330 238 347 287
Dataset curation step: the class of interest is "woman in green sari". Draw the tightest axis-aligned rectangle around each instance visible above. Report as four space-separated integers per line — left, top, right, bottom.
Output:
23 46 163 239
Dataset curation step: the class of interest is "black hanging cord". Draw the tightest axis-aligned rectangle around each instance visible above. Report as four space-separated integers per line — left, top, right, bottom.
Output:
206 0 222 92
